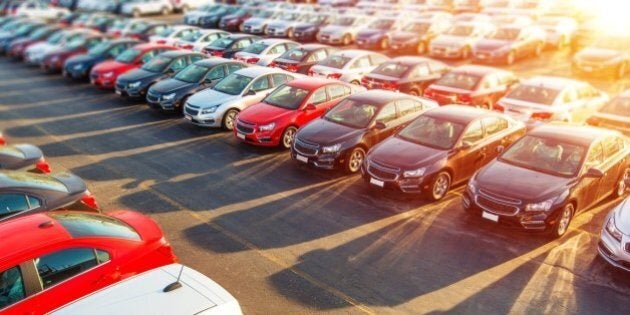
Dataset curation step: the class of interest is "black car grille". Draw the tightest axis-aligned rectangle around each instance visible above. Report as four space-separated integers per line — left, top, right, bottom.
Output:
146 91 160 103
185 107 199 116
236 120 255 134
475 191 520 216
367 160 399 181
294 138 319 156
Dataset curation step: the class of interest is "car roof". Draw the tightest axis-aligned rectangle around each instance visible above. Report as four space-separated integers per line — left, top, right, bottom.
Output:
133 43 174 51
285 77 343 89
0 171 67 192
297 43 333 51
348 90 416 106
233 66 285 77
158 50 202 58
332 49 377 58
389 56 440 66
519 76 584 90
529 124 622 146
450 65 511 77
193 58 241 67
0 212 72 260
424 105 495 124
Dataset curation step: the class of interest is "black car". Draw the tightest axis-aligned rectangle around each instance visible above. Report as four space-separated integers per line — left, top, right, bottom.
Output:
146 58 247 113
0 171 99 221
63 39 141 80
202 34 260 59
291 14 331 42
271 44 337 74
291 90 439 173
362 106 526 200
115 50 206 100
0 144 50 174
572 34 630 80
187 4 240 29
361 56 450 96
587 89 630 136
85 15 122 33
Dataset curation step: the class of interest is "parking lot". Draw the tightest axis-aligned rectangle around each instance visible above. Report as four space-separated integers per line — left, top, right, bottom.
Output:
2 11 630 315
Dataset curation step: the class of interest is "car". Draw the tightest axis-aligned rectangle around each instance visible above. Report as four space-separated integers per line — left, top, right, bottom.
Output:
265 11 308 38
121 0 173 17
218 6 253 32
308 49 389 85
201 34 261 59
472 25 546 65
150 25 199 46
84 14 121 33
536 16 577 49
63 39 141 80
90 43 176 89
495 76 609 129
14 0 69 20
0 171 98 220
598 197 630 272
290 12 331 42
24 29 98 66
464 124 629 238
41 33 107 73
183 67 298 130
234 38 299 66
182 3 223 25
291 90 438 173
6 25 61 59
184 4 240 28
361 56 450 96
508 0 553 19
453 13 492 24
147 58 247 113
241 9 282 35
0 210 177 313
123 21 171 42
51 264 242 315
172 0 209 13
0 20 45 54
490 14 533 28
572 34 630 80
234 78 363 148
587 90 630 136
354 17 406 50
424 65 517 108
270 44 337 74
317 14 374 46
0 144 50 174
115 50 205 101
428 21 496 59
105 18 132 37
0 131 5 145
363 105 526 199
387 18 452 55
174 29 229 52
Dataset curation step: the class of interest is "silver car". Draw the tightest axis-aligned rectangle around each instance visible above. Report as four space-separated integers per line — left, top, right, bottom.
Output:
599 196 630 272
233 39 299 66
183 67 299 130
429 21 496 59
537 16 578 48
242 10 283 35
308 49 389 84
317 15 375 46
266 12 311 38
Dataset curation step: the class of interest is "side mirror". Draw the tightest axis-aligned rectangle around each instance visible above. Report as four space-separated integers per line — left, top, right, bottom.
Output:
373 121 386 130
585 167 604 178
496 145 505 153
460 141 472 150
246 90 256 96
304 104 316 111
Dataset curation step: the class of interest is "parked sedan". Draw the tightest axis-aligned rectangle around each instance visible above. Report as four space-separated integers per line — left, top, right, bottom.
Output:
536 16 577 48
0 210 177 313
234 38 299 66
184 4 239 28
308 49 389 85
6 25 61 59
24 29 98 66
363 105 525 199
218 7 253 32
184 67 298 130
388 18 452 55
291 90 438 173
241 10 281 35
572 35 630 80
317 14 374 46
63 39 141 80
291 13 331 42
599 197 630 272
0 144 50 174
271 44 337 74
429 21 496 59
150 25 199 45
41 34 107 73
264 11 304 38
464 124 629 238
202 34 261 59
587 90 630 136
174 29 229 52
147 58 246 113
361 56 450 96
235 78 362 148
472 25 546 65
116 50 205 100
355 17 405 50
424 65 518 108
122 21 170 42
0 20 45 54
495 76 609 129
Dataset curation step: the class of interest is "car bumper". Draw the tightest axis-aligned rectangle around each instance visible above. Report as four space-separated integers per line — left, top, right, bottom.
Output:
356 39 381 50
429 47 464 59
183 110 221 127
292 31 317 41
242 26 264 34
598 230 630 272
64 66 90 79
360 167 427 194
389 41 416 52
317 35 343 45
147 97 179 112
234 129 281 147
472 52 508 64
42 60 63 72
290 150 344 170
90 74 116 89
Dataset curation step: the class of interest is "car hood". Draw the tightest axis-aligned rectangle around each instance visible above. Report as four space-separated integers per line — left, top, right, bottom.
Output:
187 89 238 108
65 53 100 66
613 198 630 235
431 35 469 47
52 172 87 195
369 136 446 169
93 60 133 73
118 68 159 82
390 31 419 42
297 118 363 146
475 160 572 200
239 103 294 124
575 48 624 63
151 78 194 94
474 39 511 51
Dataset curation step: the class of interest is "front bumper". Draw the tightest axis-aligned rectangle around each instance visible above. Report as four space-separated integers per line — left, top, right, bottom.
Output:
242 25 264 34
472 51 508 64
146 92 180 112
90 73 117 89
598 229 630 272
266 27 288 37
360 165 427 194
291 141 345 170
115 82 147 99
356 38 382 50
429 46 465 59
42 58 64 72
63 65 90 79
317 34 343 45
183 106 221 127
234 121 281 147
292 30 317 41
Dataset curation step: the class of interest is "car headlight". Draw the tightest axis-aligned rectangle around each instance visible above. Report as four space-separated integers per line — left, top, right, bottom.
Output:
467 180 476 194
606 216 623 242
73 63 83 70
258 122 275 132
525 197 556 212
128 81 141 89
403 167 426 178
201 105 219 114
322 143 341 153
103 71 114 78
162 93 176 101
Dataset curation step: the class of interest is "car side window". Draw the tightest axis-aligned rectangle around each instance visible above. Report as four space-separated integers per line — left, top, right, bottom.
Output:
602 136 621 160
327 85 348 100
269 44 287 55
397 99 421 116
0 266 25 309
461 120 484 144
369 54 388 65
482 75 499 89
27 196 40 209
578 86 598 99
376 103 398 124
0 194 30 216
189 55 204 63
308 88 328 105
351 56 371 69
108 45 126 58
36 248 109 289
410 64 430 78
271 74 289 87
250 76 270 91
585 142 604 167
482 117 508 136
140 50 157 63
203 34 219 43
227 63 244 74
169 58 187 72
206 66 225 80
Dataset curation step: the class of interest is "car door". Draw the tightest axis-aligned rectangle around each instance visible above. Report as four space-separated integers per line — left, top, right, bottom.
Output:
454 119 488 182
479 116 513 164
239 74 272 109
367 101 399 146
298 87 329 126
576 141 605 210
596 136 626 200
349 55 371 77
201 65 225 88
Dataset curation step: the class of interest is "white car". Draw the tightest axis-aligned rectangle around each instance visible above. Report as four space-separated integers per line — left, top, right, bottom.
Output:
149 25 200 46
317 14 375 46
428 21 496 59
496 76 609 129
184 67 300 130
14 0 69 20
171 0 208 12
121 0 173 17
234 38 299 66
50 264 243 315
308 49 389 84
599 197 630 272
174 29 230 52
24 29 96 65
537 16 578 48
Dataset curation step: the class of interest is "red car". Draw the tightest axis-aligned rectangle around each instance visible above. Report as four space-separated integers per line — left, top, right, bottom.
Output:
423 65 518 109
0 210 177 314
0 131 5 145
234 78 363 149
89 43 176 89
41 34 108 73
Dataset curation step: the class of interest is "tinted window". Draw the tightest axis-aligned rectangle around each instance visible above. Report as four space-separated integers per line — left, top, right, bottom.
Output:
398 116 466 150
28 196 41 209
0 266 25 309
411 65 430 78
190 55 204 63
501 135 586 177
352 56 371 69
376 103 397 124
227 63 244 74
435 72 481 91
398 100 421 116
263 85 310 110
324 100 378 128
271 74 289 86
49 212 141 241
506 84 561 106
108 44 127 58
482 117 508 136
36 248 101 289
206 66 225 80
0 194 29 218
169 58 188 72
269 44 287 55
140 50 158 63
250 76 270 91
309 88 328 105
372 63 409 78
602 137 621 160
328 85 348 100
586 142 604 166
461 120 484 144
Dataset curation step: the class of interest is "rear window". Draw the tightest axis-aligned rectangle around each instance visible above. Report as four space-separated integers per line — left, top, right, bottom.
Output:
0 173 67 192
50 212 141 241
372 62 410 78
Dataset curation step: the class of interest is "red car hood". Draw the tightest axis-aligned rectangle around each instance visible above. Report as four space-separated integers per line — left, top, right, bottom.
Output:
108 210 165 244
239 102 296 125
92 60 136 74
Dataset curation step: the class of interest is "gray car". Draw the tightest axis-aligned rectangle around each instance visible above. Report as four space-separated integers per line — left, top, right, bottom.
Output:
183 67 299 130
0 144 50 174
599 196 630 272
242 10 284 35
265 11 309 38
309 49 389 84
317 14 375 46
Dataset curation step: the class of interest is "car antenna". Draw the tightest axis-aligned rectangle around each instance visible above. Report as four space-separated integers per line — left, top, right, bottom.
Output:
163 265 185 293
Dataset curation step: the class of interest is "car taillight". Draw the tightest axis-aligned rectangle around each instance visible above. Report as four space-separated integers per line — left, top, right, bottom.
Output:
458 93 472 104
286 65 298 72
246 57 260 64
211 51 224 57
382 81 399 91
327 73 342 79
307 69 314 76
268 61 277 68
182 44 193 50
35 158 51 174
586 116 599 126
531 112 553 121
493 103 504 112
80 191 99 210
423 88 434 98
156 39 167 44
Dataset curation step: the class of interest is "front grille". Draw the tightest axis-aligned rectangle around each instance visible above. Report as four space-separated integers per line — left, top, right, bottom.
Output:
115 82 125 90
294 138 319 156
479 189 522 204
185 107 198 116
236 120 255 134
146 91 160 103
476 195 519 216
367 160 399 181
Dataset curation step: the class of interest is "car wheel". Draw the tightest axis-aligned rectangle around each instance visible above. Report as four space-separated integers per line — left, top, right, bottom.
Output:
461 46 471 59
615 168 629 197
344 147 365 173
161 6 169 15
429 171 451 201
262 25 268 35
616 63 627 79
534 42 544 56
380 37 389 50
551 203 574 238
506 51 515 65
181 4 189 13
408 89 420 96
287 28 294 38
280 126 297 149
350 80 360 85
132 8 141 18
416 41 427 54
178 96 189 114
342 34 351 46
222 108 239 131
238 23 244 32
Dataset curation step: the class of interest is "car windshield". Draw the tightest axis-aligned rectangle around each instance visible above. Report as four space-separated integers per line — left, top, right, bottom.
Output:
331 16 356 26
403 22 431 33
46 31 65 44
599 95 630 116
175 64 209 83
506 84 560 106
49 212 141 241
129 22 149 33
491 28 520 40
242 42 268 54
253 10 274 18
28 27 50 40
142 56 172 72
372 62 410 78
116 48 141 63
318 55 351 69
446 25 474 36
88 42 111 57
324 99 378 129
65 37 86 49
213 73 252 95
397 115 465 149
263 85 310 110
368 19 395 30
499 135 586 177
434 72 480 90
181 31 203 42
209 37 234 48
156 27 175 37
280 48 307 61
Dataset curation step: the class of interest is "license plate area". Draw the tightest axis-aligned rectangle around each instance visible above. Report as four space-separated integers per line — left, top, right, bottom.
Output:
482 211 499 222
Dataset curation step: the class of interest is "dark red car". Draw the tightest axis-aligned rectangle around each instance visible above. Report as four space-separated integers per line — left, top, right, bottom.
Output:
423 65 518 109
41 34 107 73
0 210 177 313
234 78 362 148
90 43 176 89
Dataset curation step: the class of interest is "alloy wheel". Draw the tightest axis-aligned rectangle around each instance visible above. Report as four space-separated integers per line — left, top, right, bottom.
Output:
223 109 238 130
346 147 365 173
617 169 629 197
431 172 451 201
281 127 297 149
556 204 573 237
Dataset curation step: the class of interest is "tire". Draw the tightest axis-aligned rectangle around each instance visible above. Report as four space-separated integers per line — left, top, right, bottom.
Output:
177 96 189 114
161 6 169 16
428 171 451 201
416 41 427 55
550 203 574 238
379 37 389 50
132 9 141 18
479 101 491 110
280 126 297 149
506 51 515 65
615 168 629 198
222 108 239 131
344 147 365 174
534 42 544 56
342 34 351 46
461 46 471 59
287 28 294 38
350 80 360 85
408 89 420 96
262 25 268 35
